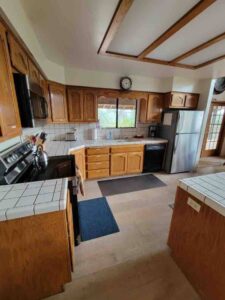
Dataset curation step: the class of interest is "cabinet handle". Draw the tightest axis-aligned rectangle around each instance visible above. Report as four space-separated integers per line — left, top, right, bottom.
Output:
11 125 16 129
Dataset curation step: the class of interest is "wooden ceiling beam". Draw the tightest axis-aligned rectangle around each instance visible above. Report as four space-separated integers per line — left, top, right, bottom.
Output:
98 0 134 54
195 54 225 69
105 51 195 69
137 0 216 59
171 31 225 63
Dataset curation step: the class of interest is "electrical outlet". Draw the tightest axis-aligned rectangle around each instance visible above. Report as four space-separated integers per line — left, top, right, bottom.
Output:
187 197 201 213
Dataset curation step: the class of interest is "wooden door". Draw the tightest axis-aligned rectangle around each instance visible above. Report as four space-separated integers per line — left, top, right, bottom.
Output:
40 76 52 123
7 33 29 74
185 94 199 109
147 94 163 123
170 93 185 108
138 97 148 123
49 83 68 123
83 90 97 122
0 23 21 140
71 149 86 179
67 88 83 122
201 102 225 157
111 153 127 176
127 152 143 174
28 59 40 85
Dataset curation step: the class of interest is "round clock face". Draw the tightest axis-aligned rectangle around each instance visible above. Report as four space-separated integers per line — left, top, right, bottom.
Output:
120 77 132 90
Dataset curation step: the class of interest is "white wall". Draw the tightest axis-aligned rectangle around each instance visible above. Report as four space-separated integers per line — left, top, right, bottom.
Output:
171 76 201 93
0 0 65 83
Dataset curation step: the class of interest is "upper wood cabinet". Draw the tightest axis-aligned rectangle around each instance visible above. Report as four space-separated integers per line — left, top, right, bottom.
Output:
67 88 83 122
40 75 52 123
165 92 199 109
28 59 41 85
7 33 29 74
139 93 163 123
83 90 97 122
0 22 21 140
49 83 68 123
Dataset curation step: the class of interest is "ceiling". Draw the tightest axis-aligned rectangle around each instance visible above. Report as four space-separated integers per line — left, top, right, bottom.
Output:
20 0 225 79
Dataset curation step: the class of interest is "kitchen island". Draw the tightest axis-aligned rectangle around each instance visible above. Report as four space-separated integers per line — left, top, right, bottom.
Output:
0 178 75 300
168 172 225 300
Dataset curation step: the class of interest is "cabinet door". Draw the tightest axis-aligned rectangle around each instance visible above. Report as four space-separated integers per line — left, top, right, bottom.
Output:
185 94 199 109
40 76 52 123
67 88 83 122
28 59 40 85
170 93 185 108
83 90 97 122
7 34 29 74
49 83 68 123
66 192 75 271
127 152 143 174
139 98 148 123
74 149 86 179
111 153 127 176
147 94 163 123
0 23 21 140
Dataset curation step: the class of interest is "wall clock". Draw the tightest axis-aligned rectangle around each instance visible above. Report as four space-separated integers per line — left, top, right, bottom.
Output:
120 77 132 90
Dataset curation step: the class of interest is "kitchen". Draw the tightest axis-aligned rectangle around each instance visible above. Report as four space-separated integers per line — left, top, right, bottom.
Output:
0 1 225 300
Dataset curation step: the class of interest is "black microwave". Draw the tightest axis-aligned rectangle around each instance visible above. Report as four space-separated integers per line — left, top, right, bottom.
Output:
13 73 48 128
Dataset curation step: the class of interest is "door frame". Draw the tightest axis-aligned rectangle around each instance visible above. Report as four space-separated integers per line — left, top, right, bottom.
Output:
201 101 225 157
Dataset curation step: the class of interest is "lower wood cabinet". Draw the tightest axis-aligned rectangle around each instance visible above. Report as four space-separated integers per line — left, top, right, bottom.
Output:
110 145 144 176
86 147 110 179
0 194 73 300
111 153 127 176
70 148 86 180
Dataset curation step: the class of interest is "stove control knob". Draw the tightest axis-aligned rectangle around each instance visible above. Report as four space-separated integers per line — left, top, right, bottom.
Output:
7 156 13 163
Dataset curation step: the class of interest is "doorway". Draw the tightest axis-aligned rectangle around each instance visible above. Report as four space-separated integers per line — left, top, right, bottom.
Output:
201 101 225 157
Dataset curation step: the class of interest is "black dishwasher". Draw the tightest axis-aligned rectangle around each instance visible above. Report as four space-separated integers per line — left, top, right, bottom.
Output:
143 144 166 172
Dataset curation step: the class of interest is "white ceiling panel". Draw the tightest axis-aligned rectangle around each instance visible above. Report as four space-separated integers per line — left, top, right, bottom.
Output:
108 0 199 55
180 39 225 66
148 0 225 61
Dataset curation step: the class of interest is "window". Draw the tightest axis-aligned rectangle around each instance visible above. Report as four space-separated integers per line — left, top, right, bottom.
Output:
98 97 137 128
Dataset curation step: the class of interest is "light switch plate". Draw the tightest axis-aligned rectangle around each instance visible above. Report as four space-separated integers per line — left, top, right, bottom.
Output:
187 197 201 213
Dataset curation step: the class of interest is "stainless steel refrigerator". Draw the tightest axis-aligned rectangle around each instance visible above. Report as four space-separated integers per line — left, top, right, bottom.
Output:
159 110 204 173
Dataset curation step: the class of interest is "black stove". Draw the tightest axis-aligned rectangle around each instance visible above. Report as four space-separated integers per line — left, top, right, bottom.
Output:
0 141 80 245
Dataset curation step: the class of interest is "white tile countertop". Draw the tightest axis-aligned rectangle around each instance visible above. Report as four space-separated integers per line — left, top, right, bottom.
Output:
46 138 168 156
179 172 225 217
0 178 68 221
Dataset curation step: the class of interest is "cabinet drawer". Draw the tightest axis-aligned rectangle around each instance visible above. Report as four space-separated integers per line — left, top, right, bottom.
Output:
86 154 109 163
87 169 109 179
87 161 109 170
111 145 144 153
86 147 110 155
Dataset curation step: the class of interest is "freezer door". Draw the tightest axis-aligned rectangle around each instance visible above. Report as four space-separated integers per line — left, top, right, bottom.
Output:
176 111 204 134
171 133 200 173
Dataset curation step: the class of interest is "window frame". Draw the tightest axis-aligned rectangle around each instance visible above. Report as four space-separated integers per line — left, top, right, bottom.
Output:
98 98 137 129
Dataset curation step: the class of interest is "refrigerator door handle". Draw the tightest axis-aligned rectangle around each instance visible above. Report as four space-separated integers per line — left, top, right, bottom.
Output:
174 134 179 153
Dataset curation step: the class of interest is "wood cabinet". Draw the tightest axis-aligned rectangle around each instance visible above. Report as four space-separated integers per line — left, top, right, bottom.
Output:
83 90 97 122
28 58 40 85
86 147 110 179
49 83 68 123
67 88 83 122
111 145 144 176
139 93 163 123
67 87 97 122
40 75 52 123
0 196 73 300
168 187 225 300
70 148 86 180
111 153 127 176
165 92 199 109
127 152 144 174
7 33 29 74
0 22 21 141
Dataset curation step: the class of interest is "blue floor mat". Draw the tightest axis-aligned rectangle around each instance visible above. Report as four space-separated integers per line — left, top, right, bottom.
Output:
78 197 119 241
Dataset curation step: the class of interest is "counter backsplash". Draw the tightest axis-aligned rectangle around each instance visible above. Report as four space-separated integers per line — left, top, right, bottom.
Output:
22 122 149 142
